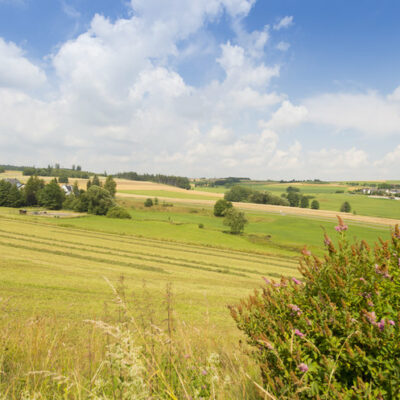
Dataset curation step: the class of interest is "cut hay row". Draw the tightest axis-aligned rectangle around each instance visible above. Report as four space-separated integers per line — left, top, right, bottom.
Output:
0 229 297 276
0 215 298 267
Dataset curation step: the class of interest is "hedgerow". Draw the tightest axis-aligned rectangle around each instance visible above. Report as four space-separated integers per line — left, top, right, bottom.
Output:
230 217 400 399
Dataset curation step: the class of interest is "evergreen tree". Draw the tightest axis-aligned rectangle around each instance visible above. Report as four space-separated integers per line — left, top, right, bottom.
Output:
92 175 101 187
23 176 45 206
340 201 351 213
38 179 65 210
104 176 117 197
7 184 23 207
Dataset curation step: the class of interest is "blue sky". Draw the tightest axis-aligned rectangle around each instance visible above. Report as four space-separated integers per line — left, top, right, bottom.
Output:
0 0 399 179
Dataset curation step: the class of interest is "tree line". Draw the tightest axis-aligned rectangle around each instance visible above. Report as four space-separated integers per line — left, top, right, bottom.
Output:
113 172 191 190
223 185 320 209
23 165 90 179
0 175 130 218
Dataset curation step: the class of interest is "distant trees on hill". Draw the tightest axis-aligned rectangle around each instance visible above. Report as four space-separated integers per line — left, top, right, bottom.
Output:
224 185 289 206
23 165 90 179
114 172 191 190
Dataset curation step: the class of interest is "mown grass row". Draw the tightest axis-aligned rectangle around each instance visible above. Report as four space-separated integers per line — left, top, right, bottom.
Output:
0 229 297 276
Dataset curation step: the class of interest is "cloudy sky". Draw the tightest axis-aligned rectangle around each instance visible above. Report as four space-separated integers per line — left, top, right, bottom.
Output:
0 0 399 180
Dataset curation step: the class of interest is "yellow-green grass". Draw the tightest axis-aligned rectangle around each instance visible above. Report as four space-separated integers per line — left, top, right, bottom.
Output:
119 189 221 200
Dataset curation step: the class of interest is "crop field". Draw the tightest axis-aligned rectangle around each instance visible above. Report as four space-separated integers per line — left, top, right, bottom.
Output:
119 189 221 200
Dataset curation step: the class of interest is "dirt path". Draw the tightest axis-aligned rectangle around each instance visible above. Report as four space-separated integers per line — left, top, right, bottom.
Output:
117 192 400 227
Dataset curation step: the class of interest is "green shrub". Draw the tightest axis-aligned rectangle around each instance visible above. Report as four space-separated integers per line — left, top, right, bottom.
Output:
213 199 233 217
311 200 320 209
223 208 247 234
230 218 400 399
340 201 351 212
144 198 153 207
198 223 204 229
106 206 132 219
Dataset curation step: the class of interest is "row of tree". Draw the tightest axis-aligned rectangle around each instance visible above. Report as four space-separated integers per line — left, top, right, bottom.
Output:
113 172 191 190
23 165 90 179
0 175 119 216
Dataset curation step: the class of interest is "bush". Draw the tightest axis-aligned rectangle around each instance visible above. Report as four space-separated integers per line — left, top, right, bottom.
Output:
86 185 114 215
230 218 400 399
144 198 153 207
311 199 320 209
106 206 132 219
300 196 309 208
213 199 233 217
224 185 252 202
340 201 351 213
223 208 248 234
198 223 204 229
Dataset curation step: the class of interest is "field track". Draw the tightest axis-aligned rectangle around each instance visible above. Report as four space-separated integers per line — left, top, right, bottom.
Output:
117 193 400 227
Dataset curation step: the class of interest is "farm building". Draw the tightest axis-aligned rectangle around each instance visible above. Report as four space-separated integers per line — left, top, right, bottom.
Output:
4 178 24 190
61 185 73 195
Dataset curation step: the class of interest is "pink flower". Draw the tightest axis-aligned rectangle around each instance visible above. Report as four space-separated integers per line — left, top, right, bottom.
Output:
378 319 385 331
365 311 376 324
263 277 271 285
298 363 309 372
294 329 305 337
292 277 302 285
398 258 400 267
389 320 396 326
367 300 374 307
335 224 348 232
201 369 207 375
359 277 366 283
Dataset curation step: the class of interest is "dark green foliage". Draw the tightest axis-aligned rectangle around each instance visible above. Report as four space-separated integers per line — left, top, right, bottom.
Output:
144 198 153 207
23 166 89 179
286 186 300 193
114 172 191 190
300 196 309 208
106 206 132 219
23 176 45 206
311 200 320 209
0 167 5 173
104 176 117 197
287 192 301 207
224 185 253 202
154 197 159 205
58 174 69 183
213 199 233 217
223 208 248 234
230 220 400 399
86 185 114 215
0 180 23 207
198 223 204 229
340 201 351 213
91 175 101 187
38 179 65 210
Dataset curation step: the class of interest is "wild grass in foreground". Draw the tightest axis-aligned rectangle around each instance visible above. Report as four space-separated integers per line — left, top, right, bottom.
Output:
0 279 262 399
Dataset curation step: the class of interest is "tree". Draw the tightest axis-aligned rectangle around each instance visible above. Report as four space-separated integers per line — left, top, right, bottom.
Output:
144 198 153 207
300 196 309 208
104 176 117 197
223 208 248 234
0 167 5 173
7 184 23 207
76 165 82 171
286 186 300 193
86 185 114 215
311 199 320 209
224 185 252 202
106 206 131 219
340 201 351 213
91 175 101 187
214 199 233 217
287 192 301 207
72 181 80 196
23 176 45 206
58 174 69 184
38 179 65 210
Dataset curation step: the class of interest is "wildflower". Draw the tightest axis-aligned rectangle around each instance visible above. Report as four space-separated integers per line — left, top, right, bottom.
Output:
273 283 280 288
335 224 348 232
378 319 385 331
184 354 191 359
324 237 331 246
294 329 305 337
389 320 396 326
359 277 366 283
367 300 374 307
301 246 311 256
201 369 207 376
298 363 308 372
365 311 376 324
292 277 302 285
398 258 400 267
288 304 301 312
263 277 271 285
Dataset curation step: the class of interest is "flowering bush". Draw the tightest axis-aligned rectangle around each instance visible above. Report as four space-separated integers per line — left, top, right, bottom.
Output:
230 217 400 399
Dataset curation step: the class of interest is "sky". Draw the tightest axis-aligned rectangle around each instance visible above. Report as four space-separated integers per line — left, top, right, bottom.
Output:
0 0 400 180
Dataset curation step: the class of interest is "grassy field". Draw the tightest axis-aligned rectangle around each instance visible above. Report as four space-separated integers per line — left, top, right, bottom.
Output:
119 189 221 200
0 191 397 398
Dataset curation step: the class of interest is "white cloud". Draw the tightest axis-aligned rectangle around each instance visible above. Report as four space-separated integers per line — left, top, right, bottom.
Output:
276 41 290 51
303 91 400 136
265 100 308 131
273 16 293 30
0 38 46 91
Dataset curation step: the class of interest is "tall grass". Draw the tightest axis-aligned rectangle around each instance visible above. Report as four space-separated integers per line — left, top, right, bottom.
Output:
0 279 262 399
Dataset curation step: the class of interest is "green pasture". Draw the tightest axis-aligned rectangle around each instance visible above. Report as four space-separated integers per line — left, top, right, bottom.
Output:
119 189 220 200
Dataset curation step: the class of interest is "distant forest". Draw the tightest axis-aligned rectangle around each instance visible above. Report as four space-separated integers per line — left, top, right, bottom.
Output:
113 172 191 190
